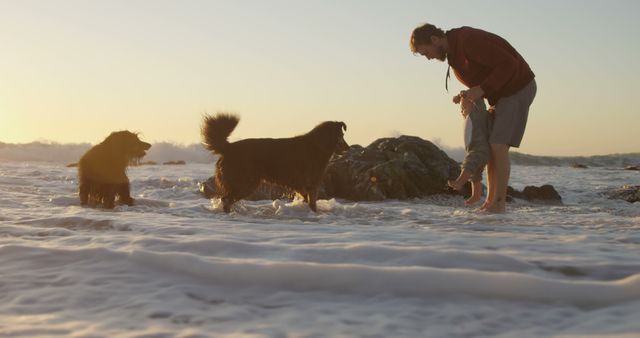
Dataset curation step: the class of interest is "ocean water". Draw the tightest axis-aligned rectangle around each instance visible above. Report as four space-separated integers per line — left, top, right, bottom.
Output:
0 161 638 337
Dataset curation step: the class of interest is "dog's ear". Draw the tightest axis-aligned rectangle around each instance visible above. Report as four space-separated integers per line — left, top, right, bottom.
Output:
339 122 347 132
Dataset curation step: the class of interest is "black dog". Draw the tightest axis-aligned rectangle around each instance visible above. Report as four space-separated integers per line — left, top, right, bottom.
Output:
78 131 151 209
201 113 348 213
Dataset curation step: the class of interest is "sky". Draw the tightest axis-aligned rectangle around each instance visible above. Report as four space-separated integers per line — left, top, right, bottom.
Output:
1 0 639 156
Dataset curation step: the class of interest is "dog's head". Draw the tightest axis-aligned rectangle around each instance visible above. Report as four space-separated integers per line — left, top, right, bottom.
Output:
102 131 151 160
309 121 349 155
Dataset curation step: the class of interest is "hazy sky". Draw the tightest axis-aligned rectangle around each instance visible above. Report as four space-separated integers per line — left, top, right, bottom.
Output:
1 0 639 155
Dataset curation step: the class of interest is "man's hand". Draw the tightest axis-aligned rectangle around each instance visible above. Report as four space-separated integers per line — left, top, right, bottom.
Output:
464 86 484 102
458 86 485 117
460 97 474 117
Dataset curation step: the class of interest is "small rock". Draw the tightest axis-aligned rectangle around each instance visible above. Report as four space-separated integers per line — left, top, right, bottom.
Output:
606 185 640 203
163 160 186 165
507 186 525 200
508 185 562 205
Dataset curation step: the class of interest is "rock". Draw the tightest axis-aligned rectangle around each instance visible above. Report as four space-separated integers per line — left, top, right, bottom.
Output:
130 158 160 166
163 160 186 165
522 185 563 204
507 186 525 200
66 163 78 168
199 135 461 201
623 165 640 171
320 136 460 201
606 185 640 203
508 185 563 205
571 163 588 169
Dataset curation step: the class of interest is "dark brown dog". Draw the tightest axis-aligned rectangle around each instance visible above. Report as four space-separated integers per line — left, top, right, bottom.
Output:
78 131 151 209
201 114 348 213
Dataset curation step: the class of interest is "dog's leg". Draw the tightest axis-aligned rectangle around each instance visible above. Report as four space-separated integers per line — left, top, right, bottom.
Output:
216 174 236 213
221 195 235 213
221 182 259 213
220 173 261 213
95 184 107 208
117 181 134 206
79 179 89 206
103 185 116 209
88 184 99 208
307 189 319 212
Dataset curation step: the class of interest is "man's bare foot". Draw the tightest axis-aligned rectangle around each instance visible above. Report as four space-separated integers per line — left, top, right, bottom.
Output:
483 198 506 213
483 203 506 213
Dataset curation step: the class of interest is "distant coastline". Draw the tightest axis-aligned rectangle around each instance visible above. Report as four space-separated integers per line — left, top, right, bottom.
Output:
0 141 214 164
1 140 638 167
509 152 640 168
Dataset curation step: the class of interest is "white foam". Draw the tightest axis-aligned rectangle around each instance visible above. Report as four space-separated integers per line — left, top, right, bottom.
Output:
131 249 640 306
0 162 638 337
132 198 172 208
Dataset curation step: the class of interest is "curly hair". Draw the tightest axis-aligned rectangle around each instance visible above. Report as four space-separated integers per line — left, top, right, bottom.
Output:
410 23 445 53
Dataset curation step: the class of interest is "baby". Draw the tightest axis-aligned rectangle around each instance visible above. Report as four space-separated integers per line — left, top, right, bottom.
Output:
447 91 492 206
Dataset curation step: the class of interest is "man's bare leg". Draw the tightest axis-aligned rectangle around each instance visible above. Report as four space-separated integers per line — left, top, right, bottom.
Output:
480 158 496 210
484 144 510 213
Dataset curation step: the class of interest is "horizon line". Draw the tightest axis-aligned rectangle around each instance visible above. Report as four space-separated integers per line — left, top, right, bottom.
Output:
1 139 639 159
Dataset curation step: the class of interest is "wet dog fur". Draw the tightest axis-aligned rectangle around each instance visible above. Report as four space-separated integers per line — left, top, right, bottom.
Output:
78 131 151 209
201 113 348 213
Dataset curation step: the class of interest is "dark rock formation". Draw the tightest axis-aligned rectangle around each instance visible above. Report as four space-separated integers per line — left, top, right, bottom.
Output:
507 186 524 200
507 185 563 205
163 160 186 165
320 136 460 201
571 163 588 169
606 185 640 203
200 135 461 201
623 165 640 171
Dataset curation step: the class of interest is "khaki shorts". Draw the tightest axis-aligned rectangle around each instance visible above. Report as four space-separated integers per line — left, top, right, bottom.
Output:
489 79 537 148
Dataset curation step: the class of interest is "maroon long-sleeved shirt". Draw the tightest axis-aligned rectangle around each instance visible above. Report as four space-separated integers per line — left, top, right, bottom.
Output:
446 27 535 106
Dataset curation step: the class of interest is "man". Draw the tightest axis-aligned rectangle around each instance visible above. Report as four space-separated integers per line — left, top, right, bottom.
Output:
410 23 536 213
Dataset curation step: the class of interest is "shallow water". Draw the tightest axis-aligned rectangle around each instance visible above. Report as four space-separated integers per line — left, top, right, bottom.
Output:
0 161 638 337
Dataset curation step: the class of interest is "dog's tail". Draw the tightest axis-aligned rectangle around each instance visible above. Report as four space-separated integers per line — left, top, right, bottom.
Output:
201 113 239 154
